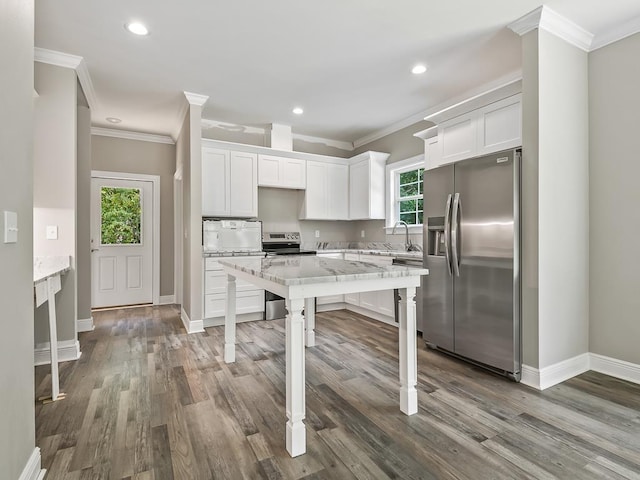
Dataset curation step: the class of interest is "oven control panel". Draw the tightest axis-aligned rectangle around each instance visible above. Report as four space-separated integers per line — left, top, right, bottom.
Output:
262 232 300 243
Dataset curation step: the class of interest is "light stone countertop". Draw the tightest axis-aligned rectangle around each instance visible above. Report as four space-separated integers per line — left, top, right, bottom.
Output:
218 255 428 287
316 248 423 260
34 256 71 283
203 251 266 258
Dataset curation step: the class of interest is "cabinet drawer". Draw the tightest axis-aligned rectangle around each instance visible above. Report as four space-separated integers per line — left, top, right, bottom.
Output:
204 290 265 318
204 270 258 294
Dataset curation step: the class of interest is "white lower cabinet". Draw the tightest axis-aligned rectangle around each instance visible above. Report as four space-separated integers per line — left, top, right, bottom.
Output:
203 257 264 322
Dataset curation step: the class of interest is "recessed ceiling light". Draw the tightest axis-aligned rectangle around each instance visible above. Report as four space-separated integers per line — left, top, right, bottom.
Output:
106 117 122 124
411 64 427 75
292 107 304 115
125 22 149 36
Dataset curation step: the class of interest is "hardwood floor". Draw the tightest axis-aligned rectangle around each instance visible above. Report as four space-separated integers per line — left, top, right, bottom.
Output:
35 305 640 479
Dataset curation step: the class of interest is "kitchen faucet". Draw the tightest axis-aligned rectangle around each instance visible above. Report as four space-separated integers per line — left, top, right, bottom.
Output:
392 220 419 251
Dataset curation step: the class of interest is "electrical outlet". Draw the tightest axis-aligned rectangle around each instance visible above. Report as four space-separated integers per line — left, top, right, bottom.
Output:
46 225 58 240
315 230 320 238
3 211 18 243
361 230 365 238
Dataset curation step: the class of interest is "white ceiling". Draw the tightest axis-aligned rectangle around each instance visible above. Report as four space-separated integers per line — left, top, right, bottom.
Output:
35 0 640 145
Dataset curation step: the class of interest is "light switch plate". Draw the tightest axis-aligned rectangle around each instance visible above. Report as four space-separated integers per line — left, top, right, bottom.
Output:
46 225 58 240
315 230 320 238
3 211 18 243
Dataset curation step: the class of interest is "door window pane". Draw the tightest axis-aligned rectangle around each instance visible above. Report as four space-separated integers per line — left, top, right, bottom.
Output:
101 187 142 245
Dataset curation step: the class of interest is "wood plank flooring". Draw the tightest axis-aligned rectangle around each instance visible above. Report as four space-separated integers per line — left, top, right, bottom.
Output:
35 305 640 479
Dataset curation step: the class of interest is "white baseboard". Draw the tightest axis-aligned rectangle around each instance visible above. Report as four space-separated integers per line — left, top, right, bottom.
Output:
590 353 640 385
181 306 204 334
521 353 591 390
77 316 94 332
34 339 82 366
159 295 175 305
19 447 45 480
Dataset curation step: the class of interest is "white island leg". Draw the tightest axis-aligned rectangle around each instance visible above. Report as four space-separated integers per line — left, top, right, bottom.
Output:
224 274 237 363
285 297 306 457
398 286 418 415
304 297 315 347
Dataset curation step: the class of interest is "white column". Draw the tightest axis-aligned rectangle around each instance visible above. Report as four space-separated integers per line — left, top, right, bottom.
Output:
224 274 237 363
285 297 306 457
304 297 316 347
398 286 418 415
47 275 61 401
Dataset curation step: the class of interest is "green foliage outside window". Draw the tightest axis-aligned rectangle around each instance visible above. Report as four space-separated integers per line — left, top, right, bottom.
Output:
101 187 142 245
398 168 424 225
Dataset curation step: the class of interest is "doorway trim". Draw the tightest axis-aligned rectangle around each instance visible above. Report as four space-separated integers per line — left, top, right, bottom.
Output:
91 170 161 305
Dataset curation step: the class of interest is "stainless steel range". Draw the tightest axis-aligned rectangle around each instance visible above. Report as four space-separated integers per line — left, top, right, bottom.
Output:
262 232 316 319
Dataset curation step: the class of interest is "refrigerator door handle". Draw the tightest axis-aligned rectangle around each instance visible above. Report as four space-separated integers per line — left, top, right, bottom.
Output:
444 193 453 276
451 192 461 277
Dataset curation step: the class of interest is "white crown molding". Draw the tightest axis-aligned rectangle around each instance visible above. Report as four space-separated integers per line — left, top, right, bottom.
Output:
75 58 98 111
92 126 175 145
293 133 353 152
413 126 438 140
34 48 98 111
353 109 430 150
34 47 82 68
591 14 640 51
508 6 594 52
423 72 522 124
201 118 266 135
183 91 209 106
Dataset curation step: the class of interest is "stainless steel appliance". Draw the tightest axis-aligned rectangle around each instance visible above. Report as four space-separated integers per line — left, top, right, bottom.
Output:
422 149 521 380
262 232 316 320
203 219 262 253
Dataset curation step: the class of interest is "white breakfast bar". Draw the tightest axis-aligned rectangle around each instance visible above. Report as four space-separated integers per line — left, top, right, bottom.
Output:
219 255 428 457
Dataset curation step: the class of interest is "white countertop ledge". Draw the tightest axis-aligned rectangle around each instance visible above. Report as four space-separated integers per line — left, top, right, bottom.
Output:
34 256 71 283
218 255 428 287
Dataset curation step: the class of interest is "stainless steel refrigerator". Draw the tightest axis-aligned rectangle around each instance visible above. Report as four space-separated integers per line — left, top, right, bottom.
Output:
421 149 521 380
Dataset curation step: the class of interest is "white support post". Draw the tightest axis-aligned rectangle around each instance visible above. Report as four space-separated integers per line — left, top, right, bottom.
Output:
285 297 306 457
398 286 418 415
47 275 61 401
304 297 316 347
224 274 237 363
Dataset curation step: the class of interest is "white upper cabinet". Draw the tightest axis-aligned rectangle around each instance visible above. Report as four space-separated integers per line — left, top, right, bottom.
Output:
476 95 522 155
300 161 348 220
348 152 388 220
436 94 522 166
202 146 257 218
258 154 306 189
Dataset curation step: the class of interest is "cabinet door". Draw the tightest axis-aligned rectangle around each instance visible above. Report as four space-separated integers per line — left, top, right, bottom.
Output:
327 163 349 220
258 155 281 187
425 137 440 170
202 148 230 216
377 289 395 317
438 112 477 165
476 95 522 155
349 160 369 219
303 161 327 219
281 158 306 189
229 151 258 217
359 291 378 311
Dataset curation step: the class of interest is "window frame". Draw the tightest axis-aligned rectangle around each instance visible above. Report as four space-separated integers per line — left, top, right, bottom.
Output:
384 154 425 233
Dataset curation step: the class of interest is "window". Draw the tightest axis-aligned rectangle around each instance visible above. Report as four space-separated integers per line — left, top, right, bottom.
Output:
398 168 424 225
385 154 425 231
100 186 142 245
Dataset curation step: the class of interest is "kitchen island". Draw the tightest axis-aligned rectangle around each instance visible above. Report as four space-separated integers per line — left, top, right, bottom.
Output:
219 255 428 457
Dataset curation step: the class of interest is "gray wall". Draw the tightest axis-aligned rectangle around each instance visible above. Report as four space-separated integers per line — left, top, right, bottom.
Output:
91 135 176 297
77 99 92 322
0 0 36 477
33 62 78 346
589 33 640 364
353 122 432 164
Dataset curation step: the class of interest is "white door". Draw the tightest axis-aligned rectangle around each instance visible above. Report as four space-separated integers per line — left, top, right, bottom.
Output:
91 177 153 308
